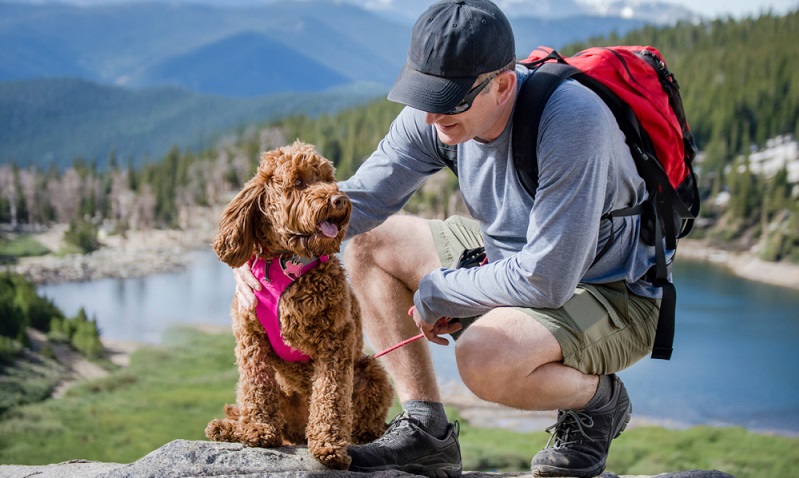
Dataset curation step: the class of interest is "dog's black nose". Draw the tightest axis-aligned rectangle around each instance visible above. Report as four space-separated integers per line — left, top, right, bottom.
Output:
330 194 347 209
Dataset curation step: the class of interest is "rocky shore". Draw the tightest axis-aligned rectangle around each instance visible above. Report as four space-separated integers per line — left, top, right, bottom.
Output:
12 220 217 285
677 237 799 291
12 220 799 292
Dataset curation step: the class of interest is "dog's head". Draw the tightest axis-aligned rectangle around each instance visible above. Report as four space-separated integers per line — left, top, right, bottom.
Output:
213 141 351 267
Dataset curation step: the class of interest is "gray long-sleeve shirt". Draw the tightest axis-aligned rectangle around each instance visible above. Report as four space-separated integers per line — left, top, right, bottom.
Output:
341 65 665 324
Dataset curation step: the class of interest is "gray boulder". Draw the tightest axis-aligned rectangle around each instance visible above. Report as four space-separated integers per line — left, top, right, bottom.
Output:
0 439 735 478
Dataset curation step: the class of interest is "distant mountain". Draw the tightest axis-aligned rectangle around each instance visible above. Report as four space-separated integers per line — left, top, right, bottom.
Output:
0 0 672 168
509 15 647 56
144 31 351 97
0 1 651 97
0 1 410 92
0 78 386 170
354 0 700 24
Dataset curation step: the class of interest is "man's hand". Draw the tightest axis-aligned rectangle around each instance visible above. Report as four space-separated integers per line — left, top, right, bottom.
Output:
409 306 462 346
233 263 261 311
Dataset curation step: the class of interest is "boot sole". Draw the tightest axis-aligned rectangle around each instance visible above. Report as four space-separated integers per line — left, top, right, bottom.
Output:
350 462 462 478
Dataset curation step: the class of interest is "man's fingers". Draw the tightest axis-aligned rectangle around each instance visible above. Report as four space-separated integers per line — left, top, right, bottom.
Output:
234 265 261 291
423 329 450 346
435 321 462 336
233 264 259 311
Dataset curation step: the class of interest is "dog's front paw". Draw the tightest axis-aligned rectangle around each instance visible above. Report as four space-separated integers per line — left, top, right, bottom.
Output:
240 422 283 448
205 418 283 448
205 418 238 442
311 444 351 470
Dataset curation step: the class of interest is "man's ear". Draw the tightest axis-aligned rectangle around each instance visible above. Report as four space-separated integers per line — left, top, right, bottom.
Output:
494 69 517 105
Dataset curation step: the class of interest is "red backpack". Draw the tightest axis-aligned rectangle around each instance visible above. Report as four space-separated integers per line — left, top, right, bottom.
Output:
437 46 700 360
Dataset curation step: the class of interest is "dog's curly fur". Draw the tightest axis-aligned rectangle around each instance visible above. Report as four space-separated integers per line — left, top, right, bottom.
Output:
205 141 394 469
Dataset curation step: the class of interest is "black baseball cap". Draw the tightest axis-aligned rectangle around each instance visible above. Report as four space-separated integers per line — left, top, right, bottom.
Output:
387 0 515 114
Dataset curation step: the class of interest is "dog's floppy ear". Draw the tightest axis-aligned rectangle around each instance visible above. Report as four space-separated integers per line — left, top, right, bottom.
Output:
212 175 267 268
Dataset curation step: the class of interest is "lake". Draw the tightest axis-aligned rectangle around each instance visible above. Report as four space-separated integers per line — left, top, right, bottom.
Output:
38 248 799 436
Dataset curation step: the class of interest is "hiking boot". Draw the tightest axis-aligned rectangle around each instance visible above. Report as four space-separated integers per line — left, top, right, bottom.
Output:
530 374 632 477
348 411 462 478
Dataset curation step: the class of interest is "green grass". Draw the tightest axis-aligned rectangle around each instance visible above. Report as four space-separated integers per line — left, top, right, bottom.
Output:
1 327 797 478
0 235 50 262
0 351 65 415
0 328 238 465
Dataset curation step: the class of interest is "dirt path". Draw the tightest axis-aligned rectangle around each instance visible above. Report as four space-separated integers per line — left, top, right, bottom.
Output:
26 328 141 398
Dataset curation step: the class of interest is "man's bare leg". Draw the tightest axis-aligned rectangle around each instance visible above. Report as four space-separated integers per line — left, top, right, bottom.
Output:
456 309 632 478
343 215 444 403
344 216 463 476
455 308 598 410
344 216 601 412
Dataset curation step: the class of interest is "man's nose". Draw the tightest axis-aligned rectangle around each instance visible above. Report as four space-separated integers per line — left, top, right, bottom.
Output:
425 112 444 125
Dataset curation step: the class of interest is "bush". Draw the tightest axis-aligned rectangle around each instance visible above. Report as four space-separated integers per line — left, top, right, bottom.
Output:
0 336 21 364
63 218 100 254
49 308 103 358
0 277 25 339
47 318 70 343
71 314 102 358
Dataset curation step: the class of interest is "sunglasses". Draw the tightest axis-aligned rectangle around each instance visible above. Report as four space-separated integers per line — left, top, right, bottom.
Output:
443 71 501 115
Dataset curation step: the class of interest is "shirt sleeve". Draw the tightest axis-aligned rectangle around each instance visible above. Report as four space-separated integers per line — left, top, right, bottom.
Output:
341 107 445 237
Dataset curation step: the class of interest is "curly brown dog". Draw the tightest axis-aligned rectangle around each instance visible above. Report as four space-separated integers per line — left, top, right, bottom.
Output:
206 141 394 469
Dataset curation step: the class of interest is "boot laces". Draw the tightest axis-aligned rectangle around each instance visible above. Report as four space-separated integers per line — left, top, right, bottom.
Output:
544 410 594 448
373 411 413 447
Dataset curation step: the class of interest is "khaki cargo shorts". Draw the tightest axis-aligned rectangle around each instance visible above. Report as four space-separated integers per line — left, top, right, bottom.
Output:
429 215 660 376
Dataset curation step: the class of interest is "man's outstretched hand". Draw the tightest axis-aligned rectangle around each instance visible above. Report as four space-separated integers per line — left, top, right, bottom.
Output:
409 306 462 346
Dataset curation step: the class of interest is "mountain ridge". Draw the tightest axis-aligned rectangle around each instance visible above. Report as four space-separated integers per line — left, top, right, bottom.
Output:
0 1 651 95
0 0 659 167
0 77 386 169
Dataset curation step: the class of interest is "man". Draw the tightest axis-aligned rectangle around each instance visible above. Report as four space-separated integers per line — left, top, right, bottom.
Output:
234 1 662 477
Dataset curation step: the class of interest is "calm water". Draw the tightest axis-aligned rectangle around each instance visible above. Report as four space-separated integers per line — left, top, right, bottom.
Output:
38 248 799 436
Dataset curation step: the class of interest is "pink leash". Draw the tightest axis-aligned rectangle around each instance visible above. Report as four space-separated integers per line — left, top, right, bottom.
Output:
373 307 451 359
373 333 425 358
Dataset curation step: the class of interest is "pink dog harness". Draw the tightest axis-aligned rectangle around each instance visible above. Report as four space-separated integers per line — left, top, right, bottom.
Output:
249 254 329 362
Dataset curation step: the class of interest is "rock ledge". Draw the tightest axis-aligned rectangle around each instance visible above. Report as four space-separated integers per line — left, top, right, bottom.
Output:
0 439 735 478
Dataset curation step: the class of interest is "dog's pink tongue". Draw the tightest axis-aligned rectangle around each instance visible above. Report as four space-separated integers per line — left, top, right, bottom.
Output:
318 221 339 238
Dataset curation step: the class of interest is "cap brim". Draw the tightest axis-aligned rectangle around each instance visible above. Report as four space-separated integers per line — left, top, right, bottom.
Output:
387 64 477 114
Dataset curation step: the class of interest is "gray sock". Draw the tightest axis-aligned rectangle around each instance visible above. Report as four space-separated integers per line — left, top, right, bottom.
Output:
583 374 614 410
402 400 449 439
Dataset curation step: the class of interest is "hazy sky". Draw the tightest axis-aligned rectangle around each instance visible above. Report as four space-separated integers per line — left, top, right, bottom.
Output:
18 0 799 19
581 0 797 18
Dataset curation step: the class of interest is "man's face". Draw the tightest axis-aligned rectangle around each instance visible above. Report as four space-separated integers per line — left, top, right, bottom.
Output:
424 71 515 145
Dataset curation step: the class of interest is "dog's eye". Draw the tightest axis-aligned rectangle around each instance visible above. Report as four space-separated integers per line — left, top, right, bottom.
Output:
293 178 305 188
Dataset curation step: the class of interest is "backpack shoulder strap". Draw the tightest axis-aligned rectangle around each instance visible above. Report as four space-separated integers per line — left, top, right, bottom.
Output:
512 62 581 196
436 61 582 184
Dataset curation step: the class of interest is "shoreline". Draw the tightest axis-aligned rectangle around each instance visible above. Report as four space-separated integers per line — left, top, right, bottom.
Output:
13 223 799 293
676 238 799 291
12 221 217 285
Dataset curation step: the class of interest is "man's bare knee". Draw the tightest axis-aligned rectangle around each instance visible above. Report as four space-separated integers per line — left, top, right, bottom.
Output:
455 310 564 404
343 230 381 276
455 334 505 402
343 216 439 289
